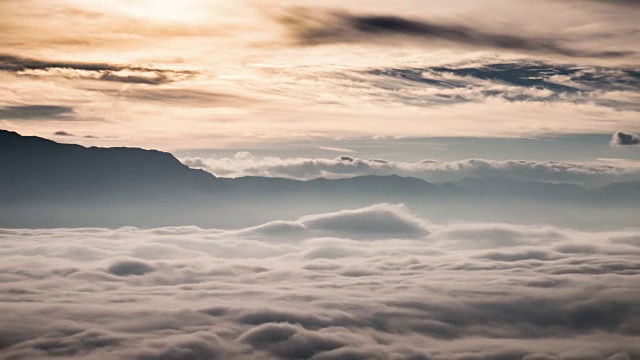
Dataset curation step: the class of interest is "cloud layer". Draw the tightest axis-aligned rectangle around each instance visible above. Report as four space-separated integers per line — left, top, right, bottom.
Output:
1 204 639 359
181 153 640 187
359 62 640 110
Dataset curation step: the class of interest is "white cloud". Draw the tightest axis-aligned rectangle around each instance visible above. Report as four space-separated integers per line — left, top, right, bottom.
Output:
239 204 429 241
181 153 640 186
1 205 639 359
318 146 354 153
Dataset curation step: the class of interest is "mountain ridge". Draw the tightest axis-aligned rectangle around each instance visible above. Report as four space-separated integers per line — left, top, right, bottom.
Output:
1 130 638 229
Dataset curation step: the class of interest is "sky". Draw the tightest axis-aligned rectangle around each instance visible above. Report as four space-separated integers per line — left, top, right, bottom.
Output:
2 3 640 359
1 0 639 162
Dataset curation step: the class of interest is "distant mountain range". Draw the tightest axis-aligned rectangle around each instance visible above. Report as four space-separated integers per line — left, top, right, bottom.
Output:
1 130 638 229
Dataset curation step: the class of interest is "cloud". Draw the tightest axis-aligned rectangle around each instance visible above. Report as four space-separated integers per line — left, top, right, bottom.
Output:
357 62 640 110
300 204 429 238
0 54 194 85
239 323 345 359
129 333 225 360
1 1 638 146
0 54 115 73
181 153 640 186
53 131 99 138
481 249 561 262
611 131 640 146
277 8 634 59
240 203 430 241
1 205 639 359
95 88 250 108
318 146 354 153
0 105 74 120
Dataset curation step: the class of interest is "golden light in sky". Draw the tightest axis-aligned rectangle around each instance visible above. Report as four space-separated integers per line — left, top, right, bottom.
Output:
0 0 638 150
127 0 212 22
80 0 216 23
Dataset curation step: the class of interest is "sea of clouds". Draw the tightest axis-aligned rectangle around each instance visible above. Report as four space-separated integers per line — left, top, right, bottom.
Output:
1 204 639 359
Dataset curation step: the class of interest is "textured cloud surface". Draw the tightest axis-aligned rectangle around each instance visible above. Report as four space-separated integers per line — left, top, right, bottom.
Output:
359 62 640 110
1 204 639 359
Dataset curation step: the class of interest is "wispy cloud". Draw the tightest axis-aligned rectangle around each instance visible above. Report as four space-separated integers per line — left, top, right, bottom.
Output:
52 130 98 139
342 61 640 109
181 153 640 186
53 130 74 136
318 146 354 153
96 88 249 107
0 105 74 120
277 8 635 59
0 54 194 85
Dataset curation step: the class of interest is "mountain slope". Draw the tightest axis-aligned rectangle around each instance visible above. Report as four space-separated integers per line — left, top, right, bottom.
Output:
0 130 217 204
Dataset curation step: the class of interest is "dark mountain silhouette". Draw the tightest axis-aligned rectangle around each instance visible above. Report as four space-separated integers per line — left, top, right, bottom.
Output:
0 130 216 204
1 130 638 229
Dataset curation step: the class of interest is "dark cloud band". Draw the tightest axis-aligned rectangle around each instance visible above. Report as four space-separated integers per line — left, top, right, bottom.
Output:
278 8 635 58
0 105 74 120
0 54 194 85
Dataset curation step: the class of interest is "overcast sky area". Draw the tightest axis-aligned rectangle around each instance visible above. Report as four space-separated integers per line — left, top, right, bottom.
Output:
1 1 640 359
